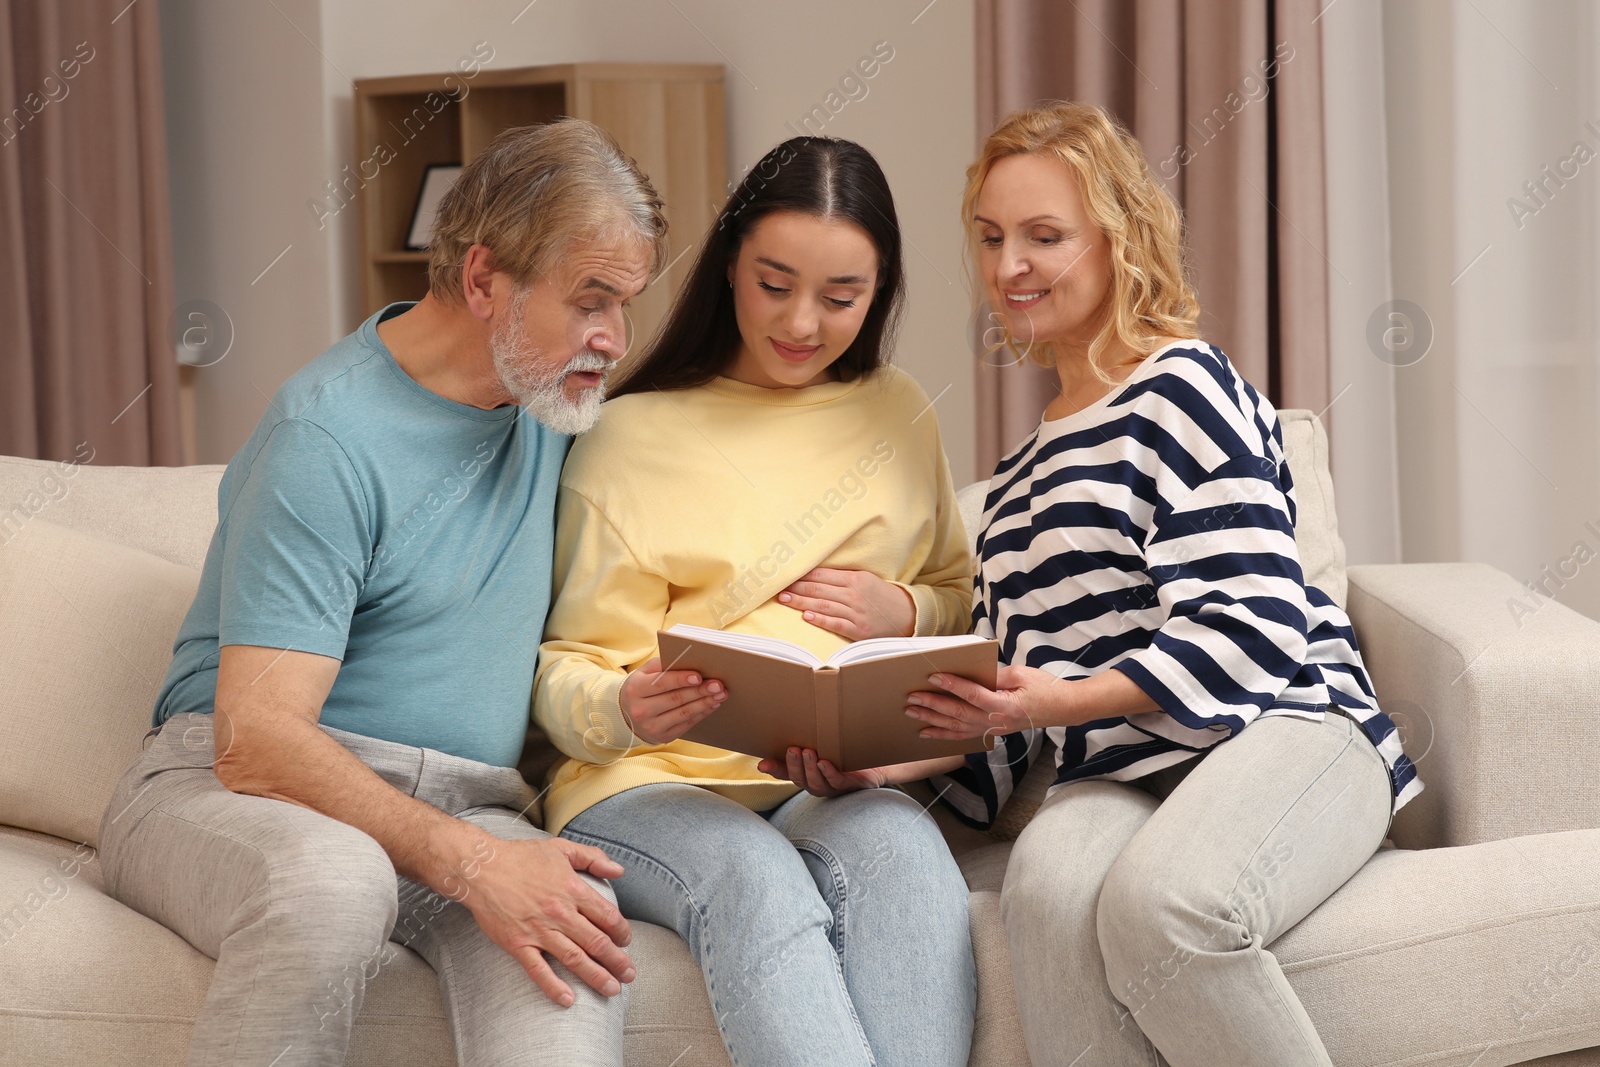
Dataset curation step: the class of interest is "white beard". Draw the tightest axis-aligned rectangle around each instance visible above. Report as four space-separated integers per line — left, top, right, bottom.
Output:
491 305 612 436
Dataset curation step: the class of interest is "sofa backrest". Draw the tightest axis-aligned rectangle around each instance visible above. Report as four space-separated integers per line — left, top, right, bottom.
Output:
0 456 223 847
0 454 224 569
954 408 1348 608
0 519 203 847
1 408 1345 628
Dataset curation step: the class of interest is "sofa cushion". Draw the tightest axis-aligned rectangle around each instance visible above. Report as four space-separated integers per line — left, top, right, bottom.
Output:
1278 408 1348 608
956 479 989 559
0 454 224 570
1273 828 1600 1066
0 521 200 847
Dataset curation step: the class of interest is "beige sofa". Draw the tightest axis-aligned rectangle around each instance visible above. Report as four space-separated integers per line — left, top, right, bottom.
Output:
2 410 1599 1067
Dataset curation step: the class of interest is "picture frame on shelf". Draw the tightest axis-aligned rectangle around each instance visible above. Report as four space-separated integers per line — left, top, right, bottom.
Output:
404 163 463 250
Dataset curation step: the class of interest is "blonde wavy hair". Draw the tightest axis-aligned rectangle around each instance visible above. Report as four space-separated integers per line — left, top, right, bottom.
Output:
963 101 1200 380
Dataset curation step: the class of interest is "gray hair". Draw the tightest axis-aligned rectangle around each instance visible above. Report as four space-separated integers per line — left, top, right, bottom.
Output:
427 118 668 300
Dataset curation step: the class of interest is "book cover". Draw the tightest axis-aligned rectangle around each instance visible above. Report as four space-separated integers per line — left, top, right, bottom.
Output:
659 627 998 770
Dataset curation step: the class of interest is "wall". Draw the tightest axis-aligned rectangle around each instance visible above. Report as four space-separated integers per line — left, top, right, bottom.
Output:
160 0 336 468
162 0 978 477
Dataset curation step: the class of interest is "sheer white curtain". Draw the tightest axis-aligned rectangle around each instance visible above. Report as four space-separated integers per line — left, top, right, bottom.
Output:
1321 0 1401 565
1327 0 1600 622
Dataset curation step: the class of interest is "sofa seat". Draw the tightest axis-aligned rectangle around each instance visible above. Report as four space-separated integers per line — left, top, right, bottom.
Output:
1273 831 1600 1067
14 813 1599 1067
0 823 1028 1067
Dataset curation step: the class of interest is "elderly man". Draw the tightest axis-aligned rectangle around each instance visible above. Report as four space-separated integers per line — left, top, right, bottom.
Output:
97 119 666 1067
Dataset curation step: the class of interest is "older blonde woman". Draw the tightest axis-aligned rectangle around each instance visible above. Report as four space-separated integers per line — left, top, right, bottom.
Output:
904 102 1423 1066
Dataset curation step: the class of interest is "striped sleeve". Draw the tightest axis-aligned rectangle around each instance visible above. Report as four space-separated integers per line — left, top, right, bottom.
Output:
1115 444 1311 741
931 504 1045 830
931 730 1045 831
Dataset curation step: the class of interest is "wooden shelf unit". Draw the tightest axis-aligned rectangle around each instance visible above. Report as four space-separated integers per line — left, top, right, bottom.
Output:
353 63 727 352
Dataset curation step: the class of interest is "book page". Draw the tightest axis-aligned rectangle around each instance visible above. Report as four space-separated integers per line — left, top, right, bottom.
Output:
664 624 822 668
824 633 990 667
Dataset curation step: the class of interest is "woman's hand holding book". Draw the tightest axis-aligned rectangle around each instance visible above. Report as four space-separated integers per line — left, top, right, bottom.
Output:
905 665 1159 739
618 658 729 745
757 749 968 797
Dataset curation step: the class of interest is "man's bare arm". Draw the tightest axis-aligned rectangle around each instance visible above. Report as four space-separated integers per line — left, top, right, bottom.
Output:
211 644 634 1006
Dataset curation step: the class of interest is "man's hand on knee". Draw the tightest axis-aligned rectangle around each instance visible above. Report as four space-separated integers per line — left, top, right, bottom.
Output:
461 835 635 1007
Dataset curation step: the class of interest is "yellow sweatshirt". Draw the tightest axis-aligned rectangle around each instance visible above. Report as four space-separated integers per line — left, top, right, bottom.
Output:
534 366 973 834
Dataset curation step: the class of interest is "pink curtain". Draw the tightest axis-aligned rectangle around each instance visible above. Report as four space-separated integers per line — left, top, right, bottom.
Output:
0 0 180 466
973 0 1330 476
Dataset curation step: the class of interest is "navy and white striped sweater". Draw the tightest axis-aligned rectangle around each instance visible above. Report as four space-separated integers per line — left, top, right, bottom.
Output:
935 340 1422 829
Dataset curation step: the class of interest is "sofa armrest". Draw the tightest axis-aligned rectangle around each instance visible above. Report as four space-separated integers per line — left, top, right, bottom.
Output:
1347 562 1600 850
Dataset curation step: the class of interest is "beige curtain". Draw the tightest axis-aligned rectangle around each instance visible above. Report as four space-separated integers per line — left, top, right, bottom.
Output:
0 0 180 466
1382 0 1600 618
973 0 1331 475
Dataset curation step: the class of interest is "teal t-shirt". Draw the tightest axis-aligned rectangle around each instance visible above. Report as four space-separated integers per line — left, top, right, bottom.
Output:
154 303 568 768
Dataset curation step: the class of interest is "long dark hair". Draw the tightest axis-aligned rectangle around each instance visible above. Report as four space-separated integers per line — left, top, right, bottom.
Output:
611 137 905 397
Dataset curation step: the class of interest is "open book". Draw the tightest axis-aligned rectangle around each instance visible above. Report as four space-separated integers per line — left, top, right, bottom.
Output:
658 624 999 771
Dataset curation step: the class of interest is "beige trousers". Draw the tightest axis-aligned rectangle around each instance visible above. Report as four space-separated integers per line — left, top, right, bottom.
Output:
1001 712 1392 1067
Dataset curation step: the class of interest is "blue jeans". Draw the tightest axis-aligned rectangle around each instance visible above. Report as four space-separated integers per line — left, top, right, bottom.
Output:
563 782 976 1067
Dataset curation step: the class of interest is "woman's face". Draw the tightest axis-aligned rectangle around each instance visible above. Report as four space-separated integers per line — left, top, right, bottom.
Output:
973 152 1114 353
726 211 879 389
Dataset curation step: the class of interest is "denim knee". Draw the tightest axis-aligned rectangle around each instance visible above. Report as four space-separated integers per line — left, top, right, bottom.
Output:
797 790 963 900
703 827 834 944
